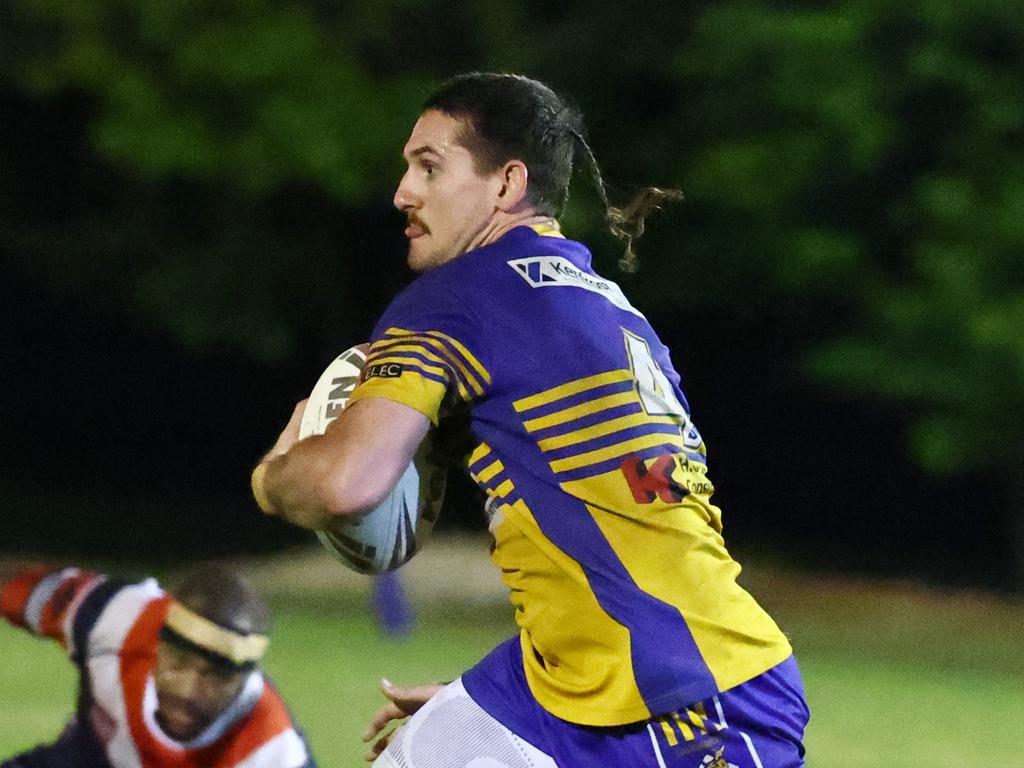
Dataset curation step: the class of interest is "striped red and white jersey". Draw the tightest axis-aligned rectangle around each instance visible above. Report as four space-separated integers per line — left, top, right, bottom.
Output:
1 566 314 768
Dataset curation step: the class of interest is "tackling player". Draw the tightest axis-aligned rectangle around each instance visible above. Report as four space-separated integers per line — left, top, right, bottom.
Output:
252 72 810 767
1 563 315 768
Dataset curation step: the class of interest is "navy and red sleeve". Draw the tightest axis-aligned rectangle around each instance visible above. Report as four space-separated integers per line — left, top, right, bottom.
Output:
1 565 106 654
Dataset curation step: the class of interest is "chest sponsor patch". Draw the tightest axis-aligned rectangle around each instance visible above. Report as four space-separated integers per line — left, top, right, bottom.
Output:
507 256 644 317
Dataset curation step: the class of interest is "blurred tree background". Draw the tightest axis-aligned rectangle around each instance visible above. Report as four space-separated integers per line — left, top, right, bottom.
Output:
2 0 1022 589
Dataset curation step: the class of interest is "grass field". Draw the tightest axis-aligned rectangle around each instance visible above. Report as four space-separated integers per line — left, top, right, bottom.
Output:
2 540 1022 767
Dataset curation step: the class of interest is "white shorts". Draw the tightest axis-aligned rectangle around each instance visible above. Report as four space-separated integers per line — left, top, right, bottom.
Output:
372 678 557 768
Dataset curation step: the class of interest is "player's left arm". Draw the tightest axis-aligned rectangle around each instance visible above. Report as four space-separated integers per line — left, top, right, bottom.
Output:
253 396 430 531
1 565 102 653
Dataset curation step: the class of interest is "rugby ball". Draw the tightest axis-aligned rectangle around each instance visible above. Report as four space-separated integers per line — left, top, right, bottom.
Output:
298 344 445 574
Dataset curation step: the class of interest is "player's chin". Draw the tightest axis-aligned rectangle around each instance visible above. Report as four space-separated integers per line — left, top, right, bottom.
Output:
405 238 441 273
157 703 206 741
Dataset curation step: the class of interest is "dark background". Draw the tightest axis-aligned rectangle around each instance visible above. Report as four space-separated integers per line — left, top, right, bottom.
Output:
2 0 1021 591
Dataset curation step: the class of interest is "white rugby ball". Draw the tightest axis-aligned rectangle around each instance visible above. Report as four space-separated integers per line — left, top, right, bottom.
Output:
299 344 445 574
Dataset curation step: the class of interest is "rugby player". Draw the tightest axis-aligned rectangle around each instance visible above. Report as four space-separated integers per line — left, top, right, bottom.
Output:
253 72 809 767
1 563 314 768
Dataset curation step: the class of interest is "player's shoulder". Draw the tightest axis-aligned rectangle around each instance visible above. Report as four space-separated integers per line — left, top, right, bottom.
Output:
248 677 299 728
80 577 166 654
374 227 596 346
220 679 312 768
376 249 486 329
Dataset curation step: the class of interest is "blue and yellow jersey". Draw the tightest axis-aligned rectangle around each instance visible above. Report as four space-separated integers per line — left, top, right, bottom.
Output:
348 224 792 726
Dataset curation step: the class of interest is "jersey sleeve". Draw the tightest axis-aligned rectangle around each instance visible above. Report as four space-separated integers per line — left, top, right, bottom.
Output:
1 565 106 657
347 282 492 425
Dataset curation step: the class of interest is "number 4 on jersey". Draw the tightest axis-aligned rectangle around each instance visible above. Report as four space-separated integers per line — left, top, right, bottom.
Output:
622 329 687 419
621 329 690 504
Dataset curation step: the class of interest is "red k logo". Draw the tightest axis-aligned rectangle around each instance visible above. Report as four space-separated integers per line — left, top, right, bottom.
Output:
620 454 689 504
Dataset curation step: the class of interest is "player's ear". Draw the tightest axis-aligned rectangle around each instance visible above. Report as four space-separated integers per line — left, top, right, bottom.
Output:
495 160 529 212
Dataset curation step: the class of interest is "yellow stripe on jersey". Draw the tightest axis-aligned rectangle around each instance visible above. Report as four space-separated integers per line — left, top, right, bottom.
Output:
384 327 490 395
493 497 651 724
537 412 679 452
673 712 697 740
425 329 492 386
366 352 449 381
549 432 681 474
687 709 707 731
474 459 504 484
367 349 468 401
658 718 678 746
513 370 633 413
469 443 492 465
369 341 453 372
346 374 448 425
527 220 565 238
372 334 477 399
522 391 637 433
494 478 515 498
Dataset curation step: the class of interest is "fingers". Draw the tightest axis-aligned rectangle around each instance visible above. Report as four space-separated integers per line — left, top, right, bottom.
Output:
289 398 309 425
380 678 445 714
278 398 308 444
361 678 446 762
365 730 394 762
361 695 407 764
362 701 408 742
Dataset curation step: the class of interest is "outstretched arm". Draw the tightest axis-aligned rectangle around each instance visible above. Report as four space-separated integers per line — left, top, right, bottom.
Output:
252 396 430 531
1 565 101 653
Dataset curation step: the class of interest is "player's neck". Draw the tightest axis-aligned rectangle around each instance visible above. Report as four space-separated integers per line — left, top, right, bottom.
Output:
474 211 558 251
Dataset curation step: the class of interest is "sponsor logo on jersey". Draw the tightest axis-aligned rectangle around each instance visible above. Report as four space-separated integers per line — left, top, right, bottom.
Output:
363 363 404 380
699 748 737 768
684 425 704 451
507 256 644 317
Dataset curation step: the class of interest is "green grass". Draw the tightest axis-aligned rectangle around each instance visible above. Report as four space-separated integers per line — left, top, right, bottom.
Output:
1 637 78 746
2 561 1022 768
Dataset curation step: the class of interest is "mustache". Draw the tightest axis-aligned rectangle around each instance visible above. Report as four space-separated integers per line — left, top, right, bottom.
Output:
407 215 429 233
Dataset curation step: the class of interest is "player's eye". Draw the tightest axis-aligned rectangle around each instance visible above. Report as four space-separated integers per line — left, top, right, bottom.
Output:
167 649 191 669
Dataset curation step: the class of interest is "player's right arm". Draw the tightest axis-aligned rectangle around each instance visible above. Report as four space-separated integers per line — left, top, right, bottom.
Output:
254 396 430 531
0 565 103 653
253 282 487 532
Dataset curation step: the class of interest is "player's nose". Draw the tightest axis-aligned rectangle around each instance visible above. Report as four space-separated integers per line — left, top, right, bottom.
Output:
393 170 418 211
168 667 204 701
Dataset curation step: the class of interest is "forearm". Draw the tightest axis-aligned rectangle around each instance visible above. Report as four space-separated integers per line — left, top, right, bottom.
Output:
1 566 98 646
254 434 347 530
253 397 430 531
1 565 50 630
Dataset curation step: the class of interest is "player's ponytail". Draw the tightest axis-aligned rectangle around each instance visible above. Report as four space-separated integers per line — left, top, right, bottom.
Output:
569 129 683 274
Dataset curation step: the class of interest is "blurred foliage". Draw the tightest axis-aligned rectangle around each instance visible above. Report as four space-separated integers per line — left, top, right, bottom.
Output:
7 0 431 198
1 0 439 362
2 0 1023 580
677 0 1024 476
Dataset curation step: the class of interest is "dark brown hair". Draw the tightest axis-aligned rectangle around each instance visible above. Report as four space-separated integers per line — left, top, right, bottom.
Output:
425 72 682 272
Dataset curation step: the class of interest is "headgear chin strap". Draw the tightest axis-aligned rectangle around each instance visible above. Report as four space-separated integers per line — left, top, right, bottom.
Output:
162 600 269 669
